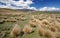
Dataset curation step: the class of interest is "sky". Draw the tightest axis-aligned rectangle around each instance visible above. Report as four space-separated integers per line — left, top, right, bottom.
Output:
0 0 60 11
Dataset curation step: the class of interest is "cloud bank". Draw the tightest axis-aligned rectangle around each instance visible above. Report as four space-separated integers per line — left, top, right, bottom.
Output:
0 0 34 9
0 0 60 11
39 7 60 11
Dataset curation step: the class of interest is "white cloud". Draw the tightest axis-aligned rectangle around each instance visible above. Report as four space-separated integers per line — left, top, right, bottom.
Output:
39 7 60 11
0 5 7 8
9 0 33 7
0 0 38 11
27 7 38 11
0 0 33 9
0 0 60 11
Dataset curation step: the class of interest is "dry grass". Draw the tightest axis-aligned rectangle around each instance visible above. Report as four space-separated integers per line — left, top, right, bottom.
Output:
37 26 46 36
46 16 55 23
0 19 5 24
48 26 58 32
23 25 33 34
5 18 16 22
55 21 60 29
44 29 56 38
29 21 36 27
30 15 37 23
36 18 57 38
37 25 56 38
0 31 6 38
10 24 21 38
42 19 50 25
35 15 60 38
33 18 42 24
20 17 27 21
55 32 60 38
0 12 60 38
56 18 60 22
30 15 35 20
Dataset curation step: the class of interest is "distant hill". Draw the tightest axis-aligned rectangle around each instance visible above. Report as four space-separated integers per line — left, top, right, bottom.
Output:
0 8 60 14
0 8 35 12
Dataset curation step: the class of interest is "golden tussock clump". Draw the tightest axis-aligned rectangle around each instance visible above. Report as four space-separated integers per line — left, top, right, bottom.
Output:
30 15 35 20
31 19 36 22
46 16 54 23
20 15 25 17
39 14 48 20
30 15 37 22
42 19 50 25
29 21 36 27
37 25 56 38
23 25 33 34
44 29 56 38
33 18 42 25
20 17 27 21
56 18 60 22
37 26 46 36
0 19 5 24
5 18 16 22
55 32 60 38
48 26 58 32
0 31 6 38
20 13 26 17
55 21 60 29
10 24 21 38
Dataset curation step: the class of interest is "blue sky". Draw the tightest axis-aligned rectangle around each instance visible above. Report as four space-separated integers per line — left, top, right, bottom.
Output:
32 0 60 8
0 0 60 11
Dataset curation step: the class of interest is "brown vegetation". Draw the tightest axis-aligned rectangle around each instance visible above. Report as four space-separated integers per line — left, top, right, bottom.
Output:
5 18 16 22
10 24 22 38
23 25 33 34
29 21 36 27
42 19 50 25
44 29 56 38
37 26 46 36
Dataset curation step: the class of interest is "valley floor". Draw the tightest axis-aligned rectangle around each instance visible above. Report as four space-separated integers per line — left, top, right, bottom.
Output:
0 12 60 38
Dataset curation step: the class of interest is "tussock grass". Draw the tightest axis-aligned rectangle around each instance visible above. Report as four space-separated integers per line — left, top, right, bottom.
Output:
44 29 56 38
0 19 5 24
10 24 21 38
20 17 27 21
37 25 56 38
46 16 55 23
55 21 60 29
0 12 60 38
42 19 50 25
37 26 46 36
5 18 16 22
30 15 35 20
55 32 60 38
23 25 33 34
56 18 60 22
39 14 48 20
29 21 36 27
48 26 58 32
0 31 6 38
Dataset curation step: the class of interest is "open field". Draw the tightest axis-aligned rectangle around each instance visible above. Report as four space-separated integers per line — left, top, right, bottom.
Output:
0 9 60 38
